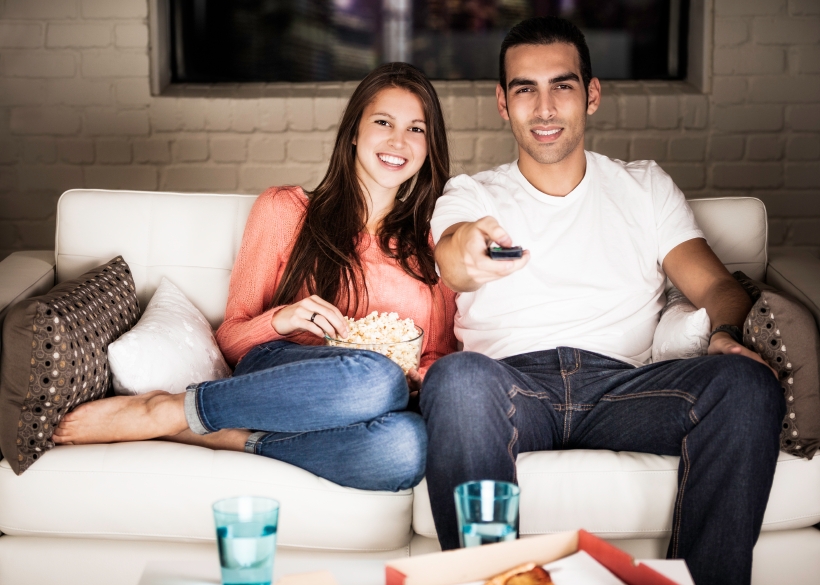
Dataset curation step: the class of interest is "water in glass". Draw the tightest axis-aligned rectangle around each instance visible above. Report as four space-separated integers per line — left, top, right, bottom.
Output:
216 521 277 585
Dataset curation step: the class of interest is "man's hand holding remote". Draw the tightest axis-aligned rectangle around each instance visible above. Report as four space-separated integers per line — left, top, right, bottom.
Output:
435 216 530 292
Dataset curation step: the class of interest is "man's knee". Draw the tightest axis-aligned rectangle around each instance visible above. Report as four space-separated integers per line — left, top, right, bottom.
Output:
706 355 784 436
422 351 507 416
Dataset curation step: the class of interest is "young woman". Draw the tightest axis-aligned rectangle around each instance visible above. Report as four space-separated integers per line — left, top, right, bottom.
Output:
52 63 458 492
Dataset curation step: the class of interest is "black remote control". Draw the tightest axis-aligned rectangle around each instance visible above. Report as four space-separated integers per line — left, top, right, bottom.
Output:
488 245 524 260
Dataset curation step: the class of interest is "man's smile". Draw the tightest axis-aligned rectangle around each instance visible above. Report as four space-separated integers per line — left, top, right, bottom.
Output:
531 126 563 142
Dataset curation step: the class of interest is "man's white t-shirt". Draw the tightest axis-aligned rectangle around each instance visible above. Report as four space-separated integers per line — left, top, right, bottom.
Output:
431 151 704 366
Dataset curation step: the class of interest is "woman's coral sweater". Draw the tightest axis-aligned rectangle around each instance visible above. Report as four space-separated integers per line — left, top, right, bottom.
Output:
215 186 459 373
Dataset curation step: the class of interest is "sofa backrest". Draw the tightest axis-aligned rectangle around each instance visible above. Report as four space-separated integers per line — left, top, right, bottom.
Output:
56 189 257 328
55 190 768 327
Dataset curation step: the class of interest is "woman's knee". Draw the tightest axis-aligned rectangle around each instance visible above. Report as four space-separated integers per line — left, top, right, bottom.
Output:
340 350 408 412
366 412 427 491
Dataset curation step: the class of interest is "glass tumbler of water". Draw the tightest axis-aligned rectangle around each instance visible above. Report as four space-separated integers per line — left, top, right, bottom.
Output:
454 480 520 548
212 496 280 585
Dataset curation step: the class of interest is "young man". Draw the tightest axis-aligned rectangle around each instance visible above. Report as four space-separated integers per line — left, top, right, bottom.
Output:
422 17 783 585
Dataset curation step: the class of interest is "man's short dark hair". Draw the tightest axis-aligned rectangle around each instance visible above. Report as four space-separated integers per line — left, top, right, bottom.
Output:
499 17 593 93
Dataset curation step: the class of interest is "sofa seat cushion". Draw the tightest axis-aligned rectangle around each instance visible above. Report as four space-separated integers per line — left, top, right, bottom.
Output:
413 450 820 540
0 441 413 552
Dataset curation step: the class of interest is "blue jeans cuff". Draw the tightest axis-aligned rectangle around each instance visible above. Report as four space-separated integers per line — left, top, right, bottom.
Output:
245 431 267 454
184 383 211 435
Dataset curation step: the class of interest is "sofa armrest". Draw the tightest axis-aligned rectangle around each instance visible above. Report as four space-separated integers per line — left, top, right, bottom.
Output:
766 250 820 330
0 251 56 331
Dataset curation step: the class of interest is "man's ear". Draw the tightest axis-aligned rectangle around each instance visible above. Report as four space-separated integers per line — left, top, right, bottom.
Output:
496 83 510 121
586 77 602 116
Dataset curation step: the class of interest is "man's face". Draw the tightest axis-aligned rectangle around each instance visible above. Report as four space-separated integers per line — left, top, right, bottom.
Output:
497 42 600 167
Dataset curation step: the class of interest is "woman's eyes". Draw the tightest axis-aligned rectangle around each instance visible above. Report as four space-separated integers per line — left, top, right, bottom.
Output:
374 119 425 133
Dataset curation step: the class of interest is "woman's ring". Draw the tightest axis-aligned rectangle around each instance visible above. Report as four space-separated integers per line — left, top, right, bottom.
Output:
309 312 318 323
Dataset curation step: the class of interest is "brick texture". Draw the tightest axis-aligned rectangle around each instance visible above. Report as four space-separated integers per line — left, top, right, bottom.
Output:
47 24 112 48
0 0 817 259
0 24 44 48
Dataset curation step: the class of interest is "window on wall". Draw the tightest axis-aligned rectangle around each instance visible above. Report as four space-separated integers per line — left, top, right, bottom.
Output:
169 0 688 83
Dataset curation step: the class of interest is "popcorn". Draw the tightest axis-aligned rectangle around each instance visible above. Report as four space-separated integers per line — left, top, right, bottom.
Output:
325 311 423 373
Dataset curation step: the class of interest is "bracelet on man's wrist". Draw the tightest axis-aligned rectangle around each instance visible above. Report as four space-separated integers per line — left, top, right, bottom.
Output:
709 324 744 345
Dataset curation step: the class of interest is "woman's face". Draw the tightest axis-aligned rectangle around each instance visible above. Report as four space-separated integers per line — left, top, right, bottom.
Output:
353 87 428 197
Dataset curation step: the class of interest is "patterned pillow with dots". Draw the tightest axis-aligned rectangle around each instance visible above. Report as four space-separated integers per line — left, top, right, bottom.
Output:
0 256 140 475
733 271 820 459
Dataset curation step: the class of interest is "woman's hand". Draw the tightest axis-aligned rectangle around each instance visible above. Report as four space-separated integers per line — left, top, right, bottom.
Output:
271 295 349 339
406 368 423 396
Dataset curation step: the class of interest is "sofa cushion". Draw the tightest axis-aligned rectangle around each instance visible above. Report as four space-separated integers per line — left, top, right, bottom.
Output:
688 197 767 281
651 287 711 362
0 441 414 552
733 272 820 459
0 257 139 474
412 450 820 540
109 277 231 395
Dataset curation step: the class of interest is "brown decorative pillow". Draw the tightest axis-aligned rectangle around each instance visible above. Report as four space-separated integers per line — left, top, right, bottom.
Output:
0 257 139 474
734 271 820 459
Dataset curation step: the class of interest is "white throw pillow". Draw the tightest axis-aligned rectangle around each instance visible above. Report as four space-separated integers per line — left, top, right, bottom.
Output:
651 287 711 363
109 277 231 395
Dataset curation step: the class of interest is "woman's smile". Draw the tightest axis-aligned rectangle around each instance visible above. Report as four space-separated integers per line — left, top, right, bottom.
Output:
377 152 408 169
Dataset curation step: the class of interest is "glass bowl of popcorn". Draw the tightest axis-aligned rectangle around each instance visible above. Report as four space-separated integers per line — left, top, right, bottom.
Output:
324 311 424 374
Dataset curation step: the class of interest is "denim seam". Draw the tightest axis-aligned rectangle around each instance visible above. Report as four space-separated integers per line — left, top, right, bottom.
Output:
512 385 551 400
671 436 691 558
561 373 571 447
552 404 594 412
257 431 310 445
507 426 519 482
254 414 399 447
559 349 581 377
599 390 697 404
504 385 519 481
689 409 700 425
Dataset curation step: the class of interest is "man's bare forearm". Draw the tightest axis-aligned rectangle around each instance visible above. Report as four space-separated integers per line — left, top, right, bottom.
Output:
698 276 752 332
435 231 482 293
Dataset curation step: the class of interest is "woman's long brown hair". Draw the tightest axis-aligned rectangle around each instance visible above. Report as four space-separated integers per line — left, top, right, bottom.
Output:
270 62 450 313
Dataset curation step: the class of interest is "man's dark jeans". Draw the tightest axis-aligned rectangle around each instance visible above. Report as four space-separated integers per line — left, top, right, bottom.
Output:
420 347 784 585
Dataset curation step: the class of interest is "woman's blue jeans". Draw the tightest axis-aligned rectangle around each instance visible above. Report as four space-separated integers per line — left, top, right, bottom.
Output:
184 340 427 492
421 347 784 585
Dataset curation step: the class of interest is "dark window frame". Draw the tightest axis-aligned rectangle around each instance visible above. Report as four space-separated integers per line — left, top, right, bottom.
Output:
149 0 713 96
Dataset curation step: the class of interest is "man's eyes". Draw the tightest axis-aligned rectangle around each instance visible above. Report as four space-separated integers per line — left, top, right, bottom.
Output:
514 84 573 94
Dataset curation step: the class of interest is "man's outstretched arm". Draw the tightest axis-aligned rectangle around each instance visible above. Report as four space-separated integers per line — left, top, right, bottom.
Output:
663 238 775 375
435 217 530 293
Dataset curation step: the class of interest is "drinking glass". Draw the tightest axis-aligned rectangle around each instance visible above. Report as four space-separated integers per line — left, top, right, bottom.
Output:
212 496 280 585
454 480 520 548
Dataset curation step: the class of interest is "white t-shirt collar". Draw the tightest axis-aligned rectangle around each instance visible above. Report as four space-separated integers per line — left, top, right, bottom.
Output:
510 152 592 206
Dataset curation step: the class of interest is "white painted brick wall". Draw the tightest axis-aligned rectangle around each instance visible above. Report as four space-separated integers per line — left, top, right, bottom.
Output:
0 0 818 260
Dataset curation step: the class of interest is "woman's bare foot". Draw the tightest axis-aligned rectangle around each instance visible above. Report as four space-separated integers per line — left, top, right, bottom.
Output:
159 428 252 452
52 390 189 445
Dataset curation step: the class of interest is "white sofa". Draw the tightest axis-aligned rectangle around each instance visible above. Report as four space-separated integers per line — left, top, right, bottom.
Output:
1 189 819 585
